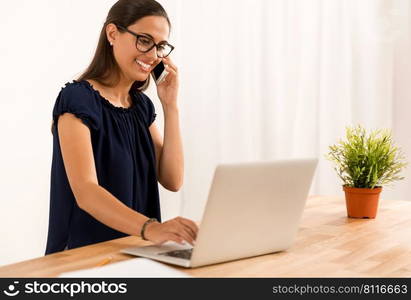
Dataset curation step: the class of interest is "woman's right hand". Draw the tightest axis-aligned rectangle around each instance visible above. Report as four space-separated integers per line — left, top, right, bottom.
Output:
143 217 199 246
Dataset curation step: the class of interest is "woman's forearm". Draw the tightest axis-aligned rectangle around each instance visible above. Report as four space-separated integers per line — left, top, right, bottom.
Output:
75 182 150 236
158 104 184 191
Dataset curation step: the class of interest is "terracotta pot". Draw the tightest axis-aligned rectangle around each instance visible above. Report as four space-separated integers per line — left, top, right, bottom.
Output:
343 186 382 219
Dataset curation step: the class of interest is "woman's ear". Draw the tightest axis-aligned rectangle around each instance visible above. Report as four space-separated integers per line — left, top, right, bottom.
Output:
106 23 118 45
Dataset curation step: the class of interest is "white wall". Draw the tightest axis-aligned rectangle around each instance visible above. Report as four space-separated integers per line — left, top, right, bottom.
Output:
0 0 115 266
391 2 411 201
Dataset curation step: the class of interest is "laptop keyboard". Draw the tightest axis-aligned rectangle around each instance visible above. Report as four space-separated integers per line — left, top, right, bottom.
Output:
159 249 193 260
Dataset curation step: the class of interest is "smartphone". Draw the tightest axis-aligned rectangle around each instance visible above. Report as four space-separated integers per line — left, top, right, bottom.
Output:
151 61 169 85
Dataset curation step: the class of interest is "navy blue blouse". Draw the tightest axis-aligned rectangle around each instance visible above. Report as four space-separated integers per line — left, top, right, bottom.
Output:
45 80 161 255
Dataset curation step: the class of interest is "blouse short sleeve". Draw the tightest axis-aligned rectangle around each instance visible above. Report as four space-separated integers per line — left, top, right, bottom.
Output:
52 82 101 131
140 92 157 127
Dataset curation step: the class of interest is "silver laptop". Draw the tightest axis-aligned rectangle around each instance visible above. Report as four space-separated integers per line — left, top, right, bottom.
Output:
121 158 318 268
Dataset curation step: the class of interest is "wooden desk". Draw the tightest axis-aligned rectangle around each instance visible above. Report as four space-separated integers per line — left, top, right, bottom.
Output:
1 196 411 277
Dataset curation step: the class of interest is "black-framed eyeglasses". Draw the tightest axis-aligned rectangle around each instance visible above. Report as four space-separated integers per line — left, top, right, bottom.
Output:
116 25 174 58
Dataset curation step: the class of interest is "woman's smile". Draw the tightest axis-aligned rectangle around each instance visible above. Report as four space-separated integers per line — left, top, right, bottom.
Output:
135 59 152 72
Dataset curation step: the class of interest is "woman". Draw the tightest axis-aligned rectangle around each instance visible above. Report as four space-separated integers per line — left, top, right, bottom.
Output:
45 0 198 255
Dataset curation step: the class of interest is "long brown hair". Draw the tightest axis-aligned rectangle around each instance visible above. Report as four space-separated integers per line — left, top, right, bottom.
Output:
76 0 171 92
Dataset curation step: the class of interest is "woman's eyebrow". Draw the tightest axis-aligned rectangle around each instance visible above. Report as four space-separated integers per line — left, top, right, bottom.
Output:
138 32 168 44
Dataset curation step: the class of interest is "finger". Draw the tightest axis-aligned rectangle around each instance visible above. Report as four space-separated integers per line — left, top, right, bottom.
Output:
166 233 185 245
167 223 195 245
178 218 199 236
169 225 195 245
165 63 177 73
168 223 194 243
175 230 195 246
162 67 177 85
180 222 197 241
162 56 174 65
163 57 178 72
164 64 177 76
179 218 198 235
180 225 196 242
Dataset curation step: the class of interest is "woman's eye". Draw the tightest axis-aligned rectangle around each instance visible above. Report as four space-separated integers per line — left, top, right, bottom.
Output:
139 38 152 45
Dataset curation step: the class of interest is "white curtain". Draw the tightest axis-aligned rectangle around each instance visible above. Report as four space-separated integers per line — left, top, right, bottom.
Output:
150 0 411 221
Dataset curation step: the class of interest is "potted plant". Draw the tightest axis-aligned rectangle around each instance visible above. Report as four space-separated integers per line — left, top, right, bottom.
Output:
327 125 407 218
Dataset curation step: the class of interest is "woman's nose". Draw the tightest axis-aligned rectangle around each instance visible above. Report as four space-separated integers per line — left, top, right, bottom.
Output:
146 46 160 60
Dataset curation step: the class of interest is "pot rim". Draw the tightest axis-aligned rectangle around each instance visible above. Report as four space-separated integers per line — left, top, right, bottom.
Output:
343 185 382 194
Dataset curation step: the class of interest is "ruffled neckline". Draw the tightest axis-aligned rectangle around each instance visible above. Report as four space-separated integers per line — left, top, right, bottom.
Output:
75 79 139 113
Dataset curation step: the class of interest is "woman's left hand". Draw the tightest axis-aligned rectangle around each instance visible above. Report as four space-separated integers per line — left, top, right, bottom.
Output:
156 56 179 108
